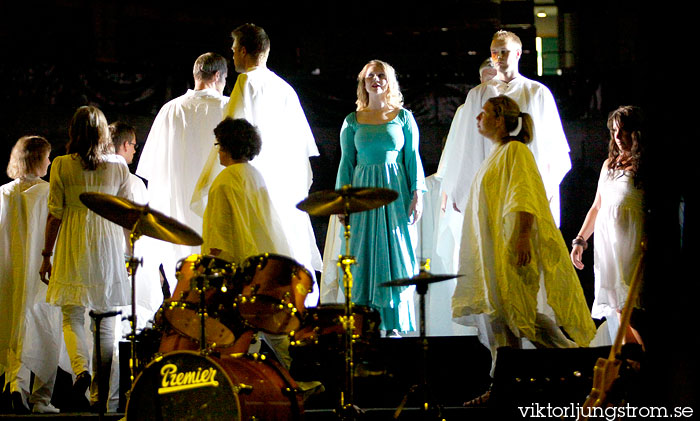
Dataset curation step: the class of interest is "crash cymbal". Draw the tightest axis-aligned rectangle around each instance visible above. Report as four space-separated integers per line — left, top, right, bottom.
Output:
380 271 463 287
79 192 203 246
297 186 398 216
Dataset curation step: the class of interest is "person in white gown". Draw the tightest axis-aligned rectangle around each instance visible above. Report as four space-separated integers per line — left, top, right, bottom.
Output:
408 58 498 336
451 95 595 403
438 30 571 227
110 121 160 328
39 106 132 412
570 105 646 346
136 52 229 293
1 136 67 414
192 24 322 306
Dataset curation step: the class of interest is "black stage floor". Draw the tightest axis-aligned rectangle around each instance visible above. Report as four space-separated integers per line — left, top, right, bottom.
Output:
1 336 613 420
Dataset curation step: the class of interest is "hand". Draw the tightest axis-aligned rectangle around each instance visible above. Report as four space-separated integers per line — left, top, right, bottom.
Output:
39 256 52 285
452 201 461 213
570 245 584 270
408 191 423 225
514 234 531 267
337 214 346 226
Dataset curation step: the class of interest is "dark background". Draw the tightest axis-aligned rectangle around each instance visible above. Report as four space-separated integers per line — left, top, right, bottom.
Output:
1 0 694 408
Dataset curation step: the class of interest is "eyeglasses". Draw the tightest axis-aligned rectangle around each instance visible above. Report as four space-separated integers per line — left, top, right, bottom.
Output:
128 141 139 150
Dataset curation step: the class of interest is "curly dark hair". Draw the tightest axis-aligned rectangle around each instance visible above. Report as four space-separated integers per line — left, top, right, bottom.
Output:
213 118 262 161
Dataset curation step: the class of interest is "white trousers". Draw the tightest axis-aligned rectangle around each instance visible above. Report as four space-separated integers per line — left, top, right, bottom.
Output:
60 305 118 404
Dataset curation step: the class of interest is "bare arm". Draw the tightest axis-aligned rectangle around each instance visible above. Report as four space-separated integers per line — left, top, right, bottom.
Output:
570 188 602 270
39 214 62 285
513 211 534 267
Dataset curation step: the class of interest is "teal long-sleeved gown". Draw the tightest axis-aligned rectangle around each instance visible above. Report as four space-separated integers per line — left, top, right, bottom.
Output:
336 108 426 332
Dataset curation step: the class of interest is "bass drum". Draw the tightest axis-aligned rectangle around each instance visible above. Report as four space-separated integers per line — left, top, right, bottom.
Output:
125 351 303 420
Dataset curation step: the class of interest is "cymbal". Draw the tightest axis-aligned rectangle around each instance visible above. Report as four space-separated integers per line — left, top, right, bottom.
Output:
380 271 463 287
79 192 203 246
297 186 398 216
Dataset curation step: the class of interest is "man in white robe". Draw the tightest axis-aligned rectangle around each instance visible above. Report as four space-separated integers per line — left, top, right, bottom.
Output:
136 52 229 293
111 121 159 328
438 30 571 226
192 24 321 306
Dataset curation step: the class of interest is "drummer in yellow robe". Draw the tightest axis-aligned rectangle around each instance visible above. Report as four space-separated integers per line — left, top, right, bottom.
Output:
201 117 298 370
201 117 291 262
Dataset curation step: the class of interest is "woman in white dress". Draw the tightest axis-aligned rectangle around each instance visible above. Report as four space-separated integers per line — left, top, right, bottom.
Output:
570 105 646 346
39 106 131 411
1 136 65 414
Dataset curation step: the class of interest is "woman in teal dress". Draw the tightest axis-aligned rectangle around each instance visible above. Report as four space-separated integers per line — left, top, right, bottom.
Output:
336 59 426 335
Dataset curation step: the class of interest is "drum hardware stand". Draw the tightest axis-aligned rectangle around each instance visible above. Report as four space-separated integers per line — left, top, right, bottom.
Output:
336 204 364 421
295 185 399 421
192 272 212 354
391 261 446 421
89 309 122 421
125 212 146 387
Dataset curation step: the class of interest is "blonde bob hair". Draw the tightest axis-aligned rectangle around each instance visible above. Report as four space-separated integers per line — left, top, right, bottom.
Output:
6 135 51 179
355 59 403 111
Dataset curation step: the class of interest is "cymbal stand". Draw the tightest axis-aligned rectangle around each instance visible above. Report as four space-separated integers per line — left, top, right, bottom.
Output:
125 212 145 386
336 203 361 420
393 264 444 420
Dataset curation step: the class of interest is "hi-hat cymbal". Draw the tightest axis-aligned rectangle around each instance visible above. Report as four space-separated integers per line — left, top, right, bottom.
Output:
297 186 398 216
79 192 203 246
380 271 463 288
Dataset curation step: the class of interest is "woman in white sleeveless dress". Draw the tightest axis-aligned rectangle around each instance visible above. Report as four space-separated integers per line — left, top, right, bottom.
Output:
570 105 646 345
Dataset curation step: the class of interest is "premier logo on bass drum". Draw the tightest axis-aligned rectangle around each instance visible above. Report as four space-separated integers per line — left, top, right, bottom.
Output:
158 363 220 394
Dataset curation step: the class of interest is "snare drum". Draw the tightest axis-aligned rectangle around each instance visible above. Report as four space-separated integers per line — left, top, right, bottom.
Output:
159 254 239 348
125 351 303 420
235 254 313 334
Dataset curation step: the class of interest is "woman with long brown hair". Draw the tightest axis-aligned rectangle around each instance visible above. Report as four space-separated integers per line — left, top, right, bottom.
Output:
39 105 131 411
570 105 646 345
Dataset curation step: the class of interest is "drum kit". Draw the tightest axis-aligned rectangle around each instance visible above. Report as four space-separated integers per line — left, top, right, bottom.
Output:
78 184 461 420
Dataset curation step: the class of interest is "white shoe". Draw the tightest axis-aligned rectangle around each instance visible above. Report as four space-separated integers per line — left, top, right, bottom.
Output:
32 402 60 414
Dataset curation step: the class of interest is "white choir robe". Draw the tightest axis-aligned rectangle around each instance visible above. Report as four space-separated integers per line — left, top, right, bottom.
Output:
438 75 571 226
411 174 473 336
0 178 70 405
192 67 322 306
136 88 229 293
